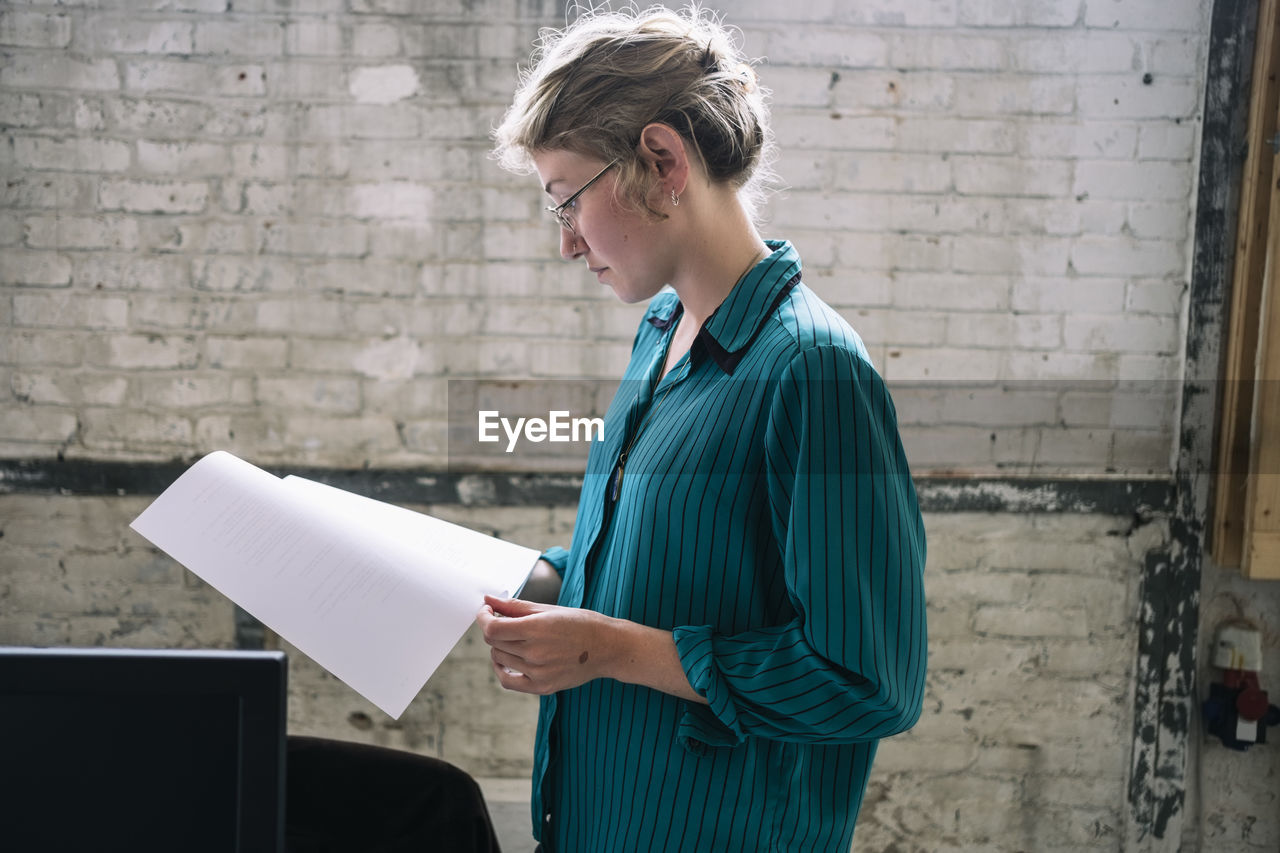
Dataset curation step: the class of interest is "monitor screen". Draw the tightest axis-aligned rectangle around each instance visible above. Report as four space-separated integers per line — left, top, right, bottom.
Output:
0 647 287 853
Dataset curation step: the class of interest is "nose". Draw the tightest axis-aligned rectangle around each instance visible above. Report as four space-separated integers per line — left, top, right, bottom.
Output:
559 226 581 260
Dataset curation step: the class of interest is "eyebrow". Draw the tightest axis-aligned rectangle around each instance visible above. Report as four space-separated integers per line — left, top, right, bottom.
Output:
543 179 566 197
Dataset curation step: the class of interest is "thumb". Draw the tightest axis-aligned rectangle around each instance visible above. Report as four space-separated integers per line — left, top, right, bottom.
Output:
484 594 543 618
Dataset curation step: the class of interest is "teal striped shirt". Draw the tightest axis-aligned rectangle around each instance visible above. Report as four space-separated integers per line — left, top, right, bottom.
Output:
533 240 927 852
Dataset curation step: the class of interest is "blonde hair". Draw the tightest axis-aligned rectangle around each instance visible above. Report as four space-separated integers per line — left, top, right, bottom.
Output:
492 4 776 222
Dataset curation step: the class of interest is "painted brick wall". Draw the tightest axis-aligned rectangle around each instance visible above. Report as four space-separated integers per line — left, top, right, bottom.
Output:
1 0 1208 476
0 494 1170 852
9 2 1279 853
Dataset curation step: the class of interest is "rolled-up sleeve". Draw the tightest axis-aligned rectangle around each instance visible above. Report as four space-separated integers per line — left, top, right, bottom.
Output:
673 344 927 749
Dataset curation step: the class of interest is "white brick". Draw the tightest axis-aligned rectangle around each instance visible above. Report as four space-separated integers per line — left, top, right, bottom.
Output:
4 330 85 366
1077 76 1200 120
302 260 419 296
1136 122 1197 160
0 250 72 286
286 20 345 56
1011 33 1140 73
193 21 284 56
1150 35 1202 77
0 406 79 444
882 346 1004 382
25 215 140 250
260 222 368 257
1003 198 1127 236
1018 121 1138 159
766 27 888 67
352 23 401 57
124 61 267 96
283 415 401 457
1128 201 1190 240
87 334 199 369
1069 236 1187 277
888 33 1006 70
80 409 193 448
1126 279 1184 314
191 256 298 292
229 144 291 180
840 0 959 26
958 0 1083 27
1011 276 1126 313
349 64 420 104
227 181 295 215
896 117 1017 153
1083 0 1206 31
205 336 289 369
400 21 480 58
771 111 897 151
953 236 1071 275
887 196 1006 235
350 182 433 219
1075 160 1194 201
1062 313 1181 354
73 18 193 54
954 75 1076 116
13 293 129 329
12 135 131 172
0 56 118 91
98 179 209 214
0 173 94 211
11 371 128 406
295 104 419 139
71 254 188 291
256 377 362 413
954 156 1073 197
127 295 254 331
135 375 245 409
833 152 952 193
832 71 955 112
136 140 229 176
892 272 1011 311
0 11 71 48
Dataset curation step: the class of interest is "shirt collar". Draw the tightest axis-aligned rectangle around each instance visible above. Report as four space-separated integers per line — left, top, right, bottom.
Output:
646 239 801 375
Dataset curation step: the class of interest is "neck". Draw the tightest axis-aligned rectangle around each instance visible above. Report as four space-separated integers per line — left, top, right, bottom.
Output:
665 188 769 330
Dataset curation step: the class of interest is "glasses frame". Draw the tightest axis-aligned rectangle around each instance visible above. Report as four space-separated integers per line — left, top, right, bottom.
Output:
546 159 618 233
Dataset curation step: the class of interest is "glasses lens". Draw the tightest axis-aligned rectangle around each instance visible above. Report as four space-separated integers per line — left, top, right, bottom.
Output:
550 207 574 232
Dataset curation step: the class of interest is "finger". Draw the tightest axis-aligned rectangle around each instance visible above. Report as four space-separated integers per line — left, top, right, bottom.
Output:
490 658 539 694
490 646 531 675
485 595 544 618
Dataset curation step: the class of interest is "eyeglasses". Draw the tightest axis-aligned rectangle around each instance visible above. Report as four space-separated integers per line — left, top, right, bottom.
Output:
546 160 617 233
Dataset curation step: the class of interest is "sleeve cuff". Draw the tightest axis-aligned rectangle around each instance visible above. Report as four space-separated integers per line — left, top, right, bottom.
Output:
538 546 570 578
673 625 745 751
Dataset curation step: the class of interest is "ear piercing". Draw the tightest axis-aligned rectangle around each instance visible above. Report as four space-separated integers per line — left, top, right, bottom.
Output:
671 189 680 206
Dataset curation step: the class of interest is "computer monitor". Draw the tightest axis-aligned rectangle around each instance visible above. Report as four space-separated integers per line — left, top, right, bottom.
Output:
0 647 287 853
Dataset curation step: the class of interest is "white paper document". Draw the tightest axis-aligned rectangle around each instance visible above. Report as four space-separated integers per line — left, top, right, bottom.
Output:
130 451 539 718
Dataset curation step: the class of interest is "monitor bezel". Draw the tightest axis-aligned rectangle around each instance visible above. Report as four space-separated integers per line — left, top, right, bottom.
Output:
0 646 287 853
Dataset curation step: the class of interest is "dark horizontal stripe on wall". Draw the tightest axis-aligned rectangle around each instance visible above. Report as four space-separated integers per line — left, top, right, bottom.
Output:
0 457 1175 515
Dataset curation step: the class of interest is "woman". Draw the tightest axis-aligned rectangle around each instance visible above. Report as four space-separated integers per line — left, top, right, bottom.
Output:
478 7 927 852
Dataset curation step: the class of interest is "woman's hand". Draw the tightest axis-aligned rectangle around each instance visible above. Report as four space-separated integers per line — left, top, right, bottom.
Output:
476 596 612 695
476 595 708 703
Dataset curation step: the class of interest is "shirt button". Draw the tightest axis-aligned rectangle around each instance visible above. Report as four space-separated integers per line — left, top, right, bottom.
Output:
545 812 553 824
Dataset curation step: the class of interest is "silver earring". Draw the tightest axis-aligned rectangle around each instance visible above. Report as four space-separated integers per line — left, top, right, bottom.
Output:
670 189 679 206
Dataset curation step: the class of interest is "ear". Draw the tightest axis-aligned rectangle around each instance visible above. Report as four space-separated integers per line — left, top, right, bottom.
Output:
636 122 691 198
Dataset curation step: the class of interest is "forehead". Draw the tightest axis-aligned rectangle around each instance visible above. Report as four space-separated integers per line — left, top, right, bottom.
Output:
532 148 608 194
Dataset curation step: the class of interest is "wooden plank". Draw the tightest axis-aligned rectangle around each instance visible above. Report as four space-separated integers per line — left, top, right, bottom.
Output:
1214 0 1280 567
1245 529 1280 579
1244 70 1280 581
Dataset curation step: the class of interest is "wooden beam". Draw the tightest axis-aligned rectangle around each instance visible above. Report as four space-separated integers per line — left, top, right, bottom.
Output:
1214 0 1280 568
